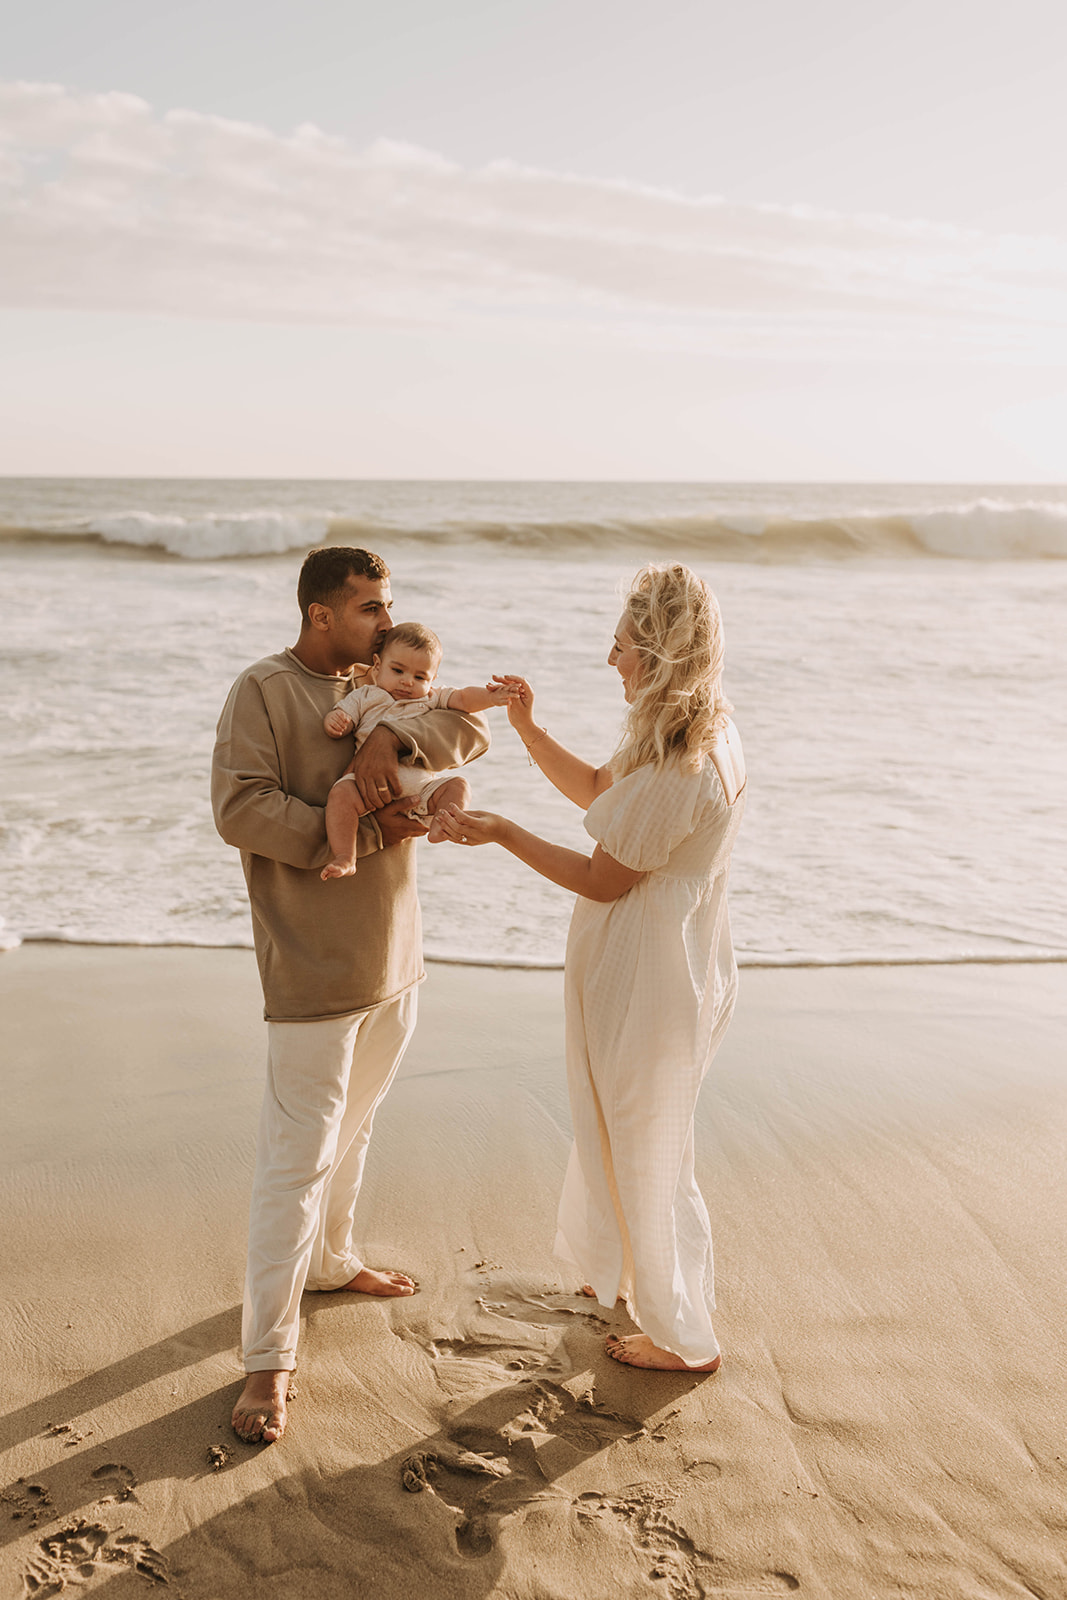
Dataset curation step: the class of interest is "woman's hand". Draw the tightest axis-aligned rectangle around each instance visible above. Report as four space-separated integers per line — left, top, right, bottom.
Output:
492 675 538 741
434 804 507 847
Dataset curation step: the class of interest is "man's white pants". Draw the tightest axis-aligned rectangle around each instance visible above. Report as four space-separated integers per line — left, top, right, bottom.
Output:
242 990 418 1372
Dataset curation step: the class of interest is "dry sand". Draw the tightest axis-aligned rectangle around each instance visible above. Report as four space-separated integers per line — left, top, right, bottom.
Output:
2 945 1066 1599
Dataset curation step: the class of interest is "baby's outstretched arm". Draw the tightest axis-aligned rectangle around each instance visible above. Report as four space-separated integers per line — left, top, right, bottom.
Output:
324 706 355 738
446 681 522 714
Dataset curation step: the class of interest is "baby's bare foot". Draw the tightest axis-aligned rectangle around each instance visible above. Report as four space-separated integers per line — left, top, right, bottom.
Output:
232 1370 290 1444
321 859 357 880
341 1267 417 1296
605 1333 721 1372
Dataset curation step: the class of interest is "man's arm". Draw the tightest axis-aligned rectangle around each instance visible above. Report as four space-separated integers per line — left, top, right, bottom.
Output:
346 707 491 812
212 672 382 869
380 707 491 775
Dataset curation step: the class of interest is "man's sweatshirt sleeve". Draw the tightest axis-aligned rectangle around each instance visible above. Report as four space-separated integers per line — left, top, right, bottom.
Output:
211 671 379 869
378 707 491 773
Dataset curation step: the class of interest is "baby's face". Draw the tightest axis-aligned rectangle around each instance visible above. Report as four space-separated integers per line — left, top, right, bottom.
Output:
374 642 439 702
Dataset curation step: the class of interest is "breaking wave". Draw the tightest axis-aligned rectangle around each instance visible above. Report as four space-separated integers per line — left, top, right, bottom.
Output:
3 495 1067 561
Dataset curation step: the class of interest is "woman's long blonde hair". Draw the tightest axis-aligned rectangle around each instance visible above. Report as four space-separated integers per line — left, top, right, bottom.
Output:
614 563 732 776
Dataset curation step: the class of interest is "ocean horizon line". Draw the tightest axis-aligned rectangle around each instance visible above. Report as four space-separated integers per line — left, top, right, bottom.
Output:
4 472 1067 486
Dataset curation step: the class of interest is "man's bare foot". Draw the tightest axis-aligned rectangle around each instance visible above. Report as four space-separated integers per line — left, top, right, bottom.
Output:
321 859 357 881
605 1333 721 1373
341 1267 417 1296
232 1370 289 1444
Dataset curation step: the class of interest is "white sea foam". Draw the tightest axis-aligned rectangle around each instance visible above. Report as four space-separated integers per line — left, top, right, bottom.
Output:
908 498 1067 559
82 510 330 560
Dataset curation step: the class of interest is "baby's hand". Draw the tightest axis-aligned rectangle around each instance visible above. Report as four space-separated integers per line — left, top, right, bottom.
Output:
495 675 531 700
489 675 527 703
483 680 521 704
324 708 354 738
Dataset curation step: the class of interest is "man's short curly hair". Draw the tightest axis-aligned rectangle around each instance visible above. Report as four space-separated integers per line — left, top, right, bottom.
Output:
297 547 390 625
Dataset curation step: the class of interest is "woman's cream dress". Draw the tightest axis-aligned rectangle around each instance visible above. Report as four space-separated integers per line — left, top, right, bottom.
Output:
556 723 746 1365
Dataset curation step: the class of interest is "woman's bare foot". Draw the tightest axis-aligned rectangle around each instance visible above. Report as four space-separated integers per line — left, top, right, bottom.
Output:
580 1284 625 1304
341 1267 417 1296
321 858 357 881
605 1333 721 1372
232 1370 289 1444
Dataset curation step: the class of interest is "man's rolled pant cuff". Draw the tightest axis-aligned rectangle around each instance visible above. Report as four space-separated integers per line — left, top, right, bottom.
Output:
243 1356 297 1374
305 1255 364 1293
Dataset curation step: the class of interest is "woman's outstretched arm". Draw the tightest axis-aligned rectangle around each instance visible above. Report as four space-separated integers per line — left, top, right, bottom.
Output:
436 806 643 903
494 674 612 810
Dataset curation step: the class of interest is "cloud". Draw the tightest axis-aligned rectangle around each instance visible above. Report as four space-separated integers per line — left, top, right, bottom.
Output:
1 80 1065 359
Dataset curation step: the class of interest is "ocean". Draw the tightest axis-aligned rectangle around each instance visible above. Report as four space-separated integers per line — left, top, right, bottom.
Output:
1 478 1065 968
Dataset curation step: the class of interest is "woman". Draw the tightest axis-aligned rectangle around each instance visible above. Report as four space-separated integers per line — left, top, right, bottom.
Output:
439 563 746 1371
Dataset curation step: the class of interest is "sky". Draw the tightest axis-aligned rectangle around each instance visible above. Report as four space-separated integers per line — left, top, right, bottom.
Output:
2 0 1066 480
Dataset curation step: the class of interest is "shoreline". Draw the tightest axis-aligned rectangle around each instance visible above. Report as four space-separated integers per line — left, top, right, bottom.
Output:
6 935 1067 970
3 945 1067 1597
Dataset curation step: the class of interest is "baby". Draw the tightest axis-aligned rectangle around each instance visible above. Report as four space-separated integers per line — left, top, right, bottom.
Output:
320 621 515 881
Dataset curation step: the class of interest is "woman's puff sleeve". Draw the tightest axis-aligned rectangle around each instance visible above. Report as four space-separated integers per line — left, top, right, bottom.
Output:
583 761 709 872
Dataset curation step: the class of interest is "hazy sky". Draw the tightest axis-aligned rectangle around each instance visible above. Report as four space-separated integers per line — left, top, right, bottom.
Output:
2 0 1066 479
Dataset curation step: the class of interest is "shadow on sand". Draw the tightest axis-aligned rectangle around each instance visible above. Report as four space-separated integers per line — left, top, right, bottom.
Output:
5 1292 734 1599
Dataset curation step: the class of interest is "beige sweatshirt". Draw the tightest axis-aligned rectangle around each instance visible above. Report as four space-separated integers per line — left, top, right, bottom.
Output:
211 648 490 1022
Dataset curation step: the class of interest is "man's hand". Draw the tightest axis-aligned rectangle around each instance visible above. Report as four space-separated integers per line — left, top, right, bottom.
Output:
376 796 429 848
347 725 405 810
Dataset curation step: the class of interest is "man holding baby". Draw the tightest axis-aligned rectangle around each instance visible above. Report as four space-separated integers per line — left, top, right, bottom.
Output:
212 545 491 1444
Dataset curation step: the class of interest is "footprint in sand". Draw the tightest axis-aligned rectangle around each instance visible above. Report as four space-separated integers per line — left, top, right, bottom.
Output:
427 1336 550 1373
416 1287 614 1381
90 1462 138 1504
1 1479 54 1530
21 1518 169 1594
574 1487 800 1598
520 1292 612 1330
497 1379 641 1456
576 1486 709 1600
401 1440 513 1560
400 1379 799 1596
43 1422 90 1447
401 1442 511 1494
400 1378 644 1560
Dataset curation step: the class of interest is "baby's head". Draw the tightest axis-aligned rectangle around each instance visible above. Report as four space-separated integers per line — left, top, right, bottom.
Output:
372 622 442 702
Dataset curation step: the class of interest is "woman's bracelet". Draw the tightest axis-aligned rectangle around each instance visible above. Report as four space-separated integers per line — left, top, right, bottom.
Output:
523 725 549 766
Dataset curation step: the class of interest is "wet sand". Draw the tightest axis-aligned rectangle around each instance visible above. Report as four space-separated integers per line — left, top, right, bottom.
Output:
2 945 1066 1599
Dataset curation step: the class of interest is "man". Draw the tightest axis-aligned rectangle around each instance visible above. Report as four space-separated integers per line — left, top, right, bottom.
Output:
211 546 489 1444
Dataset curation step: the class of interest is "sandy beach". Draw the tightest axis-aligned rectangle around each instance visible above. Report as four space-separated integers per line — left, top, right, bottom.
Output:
3 945 1067 1598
